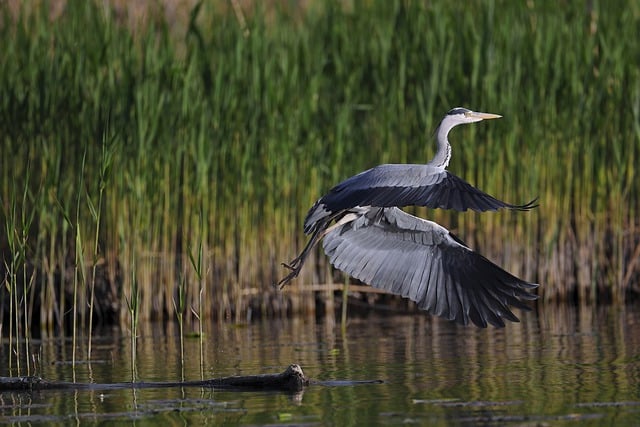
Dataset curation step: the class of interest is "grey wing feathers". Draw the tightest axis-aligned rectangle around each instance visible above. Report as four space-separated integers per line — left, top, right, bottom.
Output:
322 207 538 328
304 165 537 234
417 172 538 212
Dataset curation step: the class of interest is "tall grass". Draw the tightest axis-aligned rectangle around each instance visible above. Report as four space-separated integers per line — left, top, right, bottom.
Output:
1 1 639 337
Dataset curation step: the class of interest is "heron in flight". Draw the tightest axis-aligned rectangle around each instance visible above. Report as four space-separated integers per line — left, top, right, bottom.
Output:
278 108 538 327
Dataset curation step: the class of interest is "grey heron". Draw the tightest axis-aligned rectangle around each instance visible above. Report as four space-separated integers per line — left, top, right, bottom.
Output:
278 107 538 327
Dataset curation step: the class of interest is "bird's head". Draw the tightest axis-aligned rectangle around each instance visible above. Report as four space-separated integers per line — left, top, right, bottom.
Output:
445 107 502 125
431 107 503 168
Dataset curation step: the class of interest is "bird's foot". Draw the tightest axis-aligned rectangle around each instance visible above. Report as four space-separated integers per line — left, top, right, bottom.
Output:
281 261 296 271
275 260 302 289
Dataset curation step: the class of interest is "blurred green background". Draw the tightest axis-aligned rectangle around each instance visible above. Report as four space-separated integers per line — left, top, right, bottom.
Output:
1 0 639 332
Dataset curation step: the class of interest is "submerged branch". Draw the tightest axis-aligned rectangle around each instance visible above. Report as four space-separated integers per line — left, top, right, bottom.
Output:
0 364 310 393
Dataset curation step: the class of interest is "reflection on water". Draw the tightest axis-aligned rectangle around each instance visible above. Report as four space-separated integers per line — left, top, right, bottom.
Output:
1 303 640 425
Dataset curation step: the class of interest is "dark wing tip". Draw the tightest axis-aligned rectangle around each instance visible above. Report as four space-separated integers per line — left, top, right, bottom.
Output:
506 197 539 211
435 173 539 213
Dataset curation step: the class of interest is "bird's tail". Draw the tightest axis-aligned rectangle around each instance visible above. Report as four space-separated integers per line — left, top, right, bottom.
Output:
303 200 332 235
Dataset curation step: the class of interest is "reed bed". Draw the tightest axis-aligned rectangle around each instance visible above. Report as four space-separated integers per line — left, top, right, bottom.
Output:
1 0 639 339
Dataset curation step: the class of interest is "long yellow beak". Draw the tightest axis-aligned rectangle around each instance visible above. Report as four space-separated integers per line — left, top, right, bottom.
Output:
467 111 502 120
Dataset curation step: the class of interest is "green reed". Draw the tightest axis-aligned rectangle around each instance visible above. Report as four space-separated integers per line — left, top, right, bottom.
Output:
2 164 36 374
1 1 639 338
87 126 113 357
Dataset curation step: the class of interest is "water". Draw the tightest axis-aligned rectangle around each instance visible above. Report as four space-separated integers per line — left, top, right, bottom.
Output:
1 303 639 425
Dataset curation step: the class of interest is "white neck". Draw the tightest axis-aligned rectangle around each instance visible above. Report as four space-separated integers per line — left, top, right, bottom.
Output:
428 119 459 169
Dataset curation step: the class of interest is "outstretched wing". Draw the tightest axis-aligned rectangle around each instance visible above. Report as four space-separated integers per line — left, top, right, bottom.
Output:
322 207 538 328
304 164 537 234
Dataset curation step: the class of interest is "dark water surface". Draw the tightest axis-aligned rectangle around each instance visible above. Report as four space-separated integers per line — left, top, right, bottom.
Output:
1 304 640 425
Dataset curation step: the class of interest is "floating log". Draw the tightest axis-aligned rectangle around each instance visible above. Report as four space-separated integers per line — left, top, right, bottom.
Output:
0 364 309 393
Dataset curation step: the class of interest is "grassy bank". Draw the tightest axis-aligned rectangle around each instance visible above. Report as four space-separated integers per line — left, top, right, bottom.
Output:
1 0 639 336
